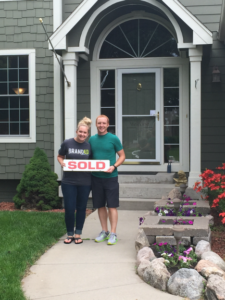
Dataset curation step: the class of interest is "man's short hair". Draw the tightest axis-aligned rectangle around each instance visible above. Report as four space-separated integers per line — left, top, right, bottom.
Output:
96 115 109 125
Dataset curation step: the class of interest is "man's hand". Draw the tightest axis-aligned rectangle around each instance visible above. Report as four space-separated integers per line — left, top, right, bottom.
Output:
105 166 115 173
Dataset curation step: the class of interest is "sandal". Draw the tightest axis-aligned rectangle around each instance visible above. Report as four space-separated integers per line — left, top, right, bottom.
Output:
74 237 83 244
64 236 74 244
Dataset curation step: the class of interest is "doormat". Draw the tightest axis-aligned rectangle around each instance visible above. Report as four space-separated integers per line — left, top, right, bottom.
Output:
118 172 158 175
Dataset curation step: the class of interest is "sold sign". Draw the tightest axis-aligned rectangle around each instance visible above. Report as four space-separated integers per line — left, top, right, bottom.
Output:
63 160 110 171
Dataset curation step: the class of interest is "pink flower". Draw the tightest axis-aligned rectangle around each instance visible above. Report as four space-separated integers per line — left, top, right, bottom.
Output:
193 202 197 205
163 242 168 246
153 243 157 245
158 243 163 246
188 221 193 225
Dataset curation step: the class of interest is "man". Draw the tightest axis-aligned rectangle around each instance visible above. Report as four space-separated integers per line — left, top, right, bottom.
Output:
89 115 125 245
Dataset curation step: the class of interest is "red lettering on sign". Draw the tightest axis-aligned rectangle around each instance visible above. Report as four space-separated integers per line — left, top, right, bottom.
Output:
78 162 87 169
68 161 77 169
96 162 105 170
88 162 95 170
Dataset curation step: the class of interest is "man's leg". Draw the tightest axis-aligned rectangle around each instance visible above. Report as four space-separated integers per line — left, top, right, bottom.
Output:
108 207 118 233
98 207 108 232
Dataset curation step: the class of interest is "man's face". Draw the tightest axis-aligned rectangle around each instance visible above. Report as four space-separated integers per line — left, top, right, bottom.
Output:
96 117 109 135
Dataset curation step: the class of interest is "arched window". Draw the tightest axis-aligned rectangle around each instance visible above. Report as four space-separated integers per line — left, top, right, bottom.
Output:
99 19 179 59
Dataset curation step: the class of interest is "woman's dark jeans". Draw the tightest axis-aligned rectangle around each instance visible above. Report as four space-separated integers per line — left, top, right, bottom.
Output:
61 183 91 236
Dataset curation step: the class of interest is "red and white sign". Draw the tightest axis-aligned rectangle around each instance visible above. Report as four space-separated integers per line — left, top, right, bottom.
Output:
63 160 110 172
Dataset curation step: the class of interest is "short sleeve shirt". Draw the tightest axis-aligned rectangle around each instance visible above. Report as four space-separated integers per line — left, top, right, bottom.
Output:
58 138 92 185
89 133 123 178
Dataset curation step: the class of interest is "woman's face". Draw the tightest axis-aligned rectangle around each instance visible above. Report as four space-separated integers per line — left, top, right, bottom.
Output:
76 125 89 142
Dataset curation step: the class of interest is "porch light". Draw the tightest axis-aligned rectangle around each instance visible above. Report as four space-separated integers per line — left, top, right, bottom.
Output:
13 88 27 95
212 67 221 83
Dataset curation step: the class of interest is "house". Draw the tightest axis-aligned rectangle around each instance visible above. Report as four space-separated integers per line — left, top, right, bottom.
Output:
0 0 225 201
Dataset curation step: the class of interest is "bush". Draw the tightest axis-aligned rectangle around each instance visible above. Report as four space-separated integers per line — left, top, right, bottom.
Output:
13 147 61 210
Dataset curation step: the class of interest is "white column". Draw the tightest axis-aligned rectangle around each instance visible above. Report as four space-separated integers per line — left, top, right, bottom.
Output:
62 52 79 139
188 46 202 187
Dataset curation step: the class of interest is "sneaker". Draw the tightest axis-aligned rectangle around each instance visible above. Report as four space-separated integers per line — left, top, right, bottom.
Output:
107 233 118 245
95 230 110 243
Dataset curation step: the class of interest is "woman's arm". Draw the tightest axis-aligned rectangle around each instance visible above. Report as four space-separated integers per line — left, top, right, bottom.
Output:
57 154 65 168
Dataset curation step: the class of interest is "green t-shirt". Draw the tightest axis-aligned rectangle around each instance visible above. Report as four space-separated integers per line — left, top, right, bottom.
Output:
89 132 123 178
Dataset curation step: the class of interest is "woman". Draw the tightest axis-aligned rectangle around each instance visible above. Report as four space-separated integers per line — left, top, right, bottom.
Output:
57 117 92 244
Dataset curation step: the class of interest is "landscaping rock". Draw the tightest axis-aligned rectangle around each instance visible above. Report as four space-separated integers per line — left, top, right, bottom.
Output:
195 240 211 258
137 260 151 278
135 229 150 253
136 247 155 266
206 274 225 300
201 251 225 272
143 258 170 291
168 188 181 200
167 268 206 300
195 260 223 274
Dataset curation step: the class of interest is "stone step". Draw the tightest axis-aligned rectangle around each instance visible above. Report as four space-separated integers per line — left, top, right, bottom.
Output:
118 173 175 184
118 198 156 211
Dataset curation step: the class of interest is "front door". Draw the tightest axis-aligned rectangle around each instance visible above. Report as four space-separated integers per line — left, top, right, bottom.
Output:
118 68 161 163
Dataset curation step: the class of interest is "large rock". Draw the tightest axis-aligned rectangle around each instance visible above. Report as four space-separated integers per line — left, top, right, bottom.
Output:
168 188 181 200
135 229 150 253
143 258 170 291
136 247 155 266
206 274 225 300
195 260 225 278
195 240 211 258
137 260 151 278
167 268 206 300
201 251 225 271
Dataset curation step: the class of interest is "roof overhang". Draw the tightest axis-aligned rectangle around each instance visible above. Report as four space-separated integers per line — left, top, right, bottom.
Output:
49 0 213 52
218 0 225 42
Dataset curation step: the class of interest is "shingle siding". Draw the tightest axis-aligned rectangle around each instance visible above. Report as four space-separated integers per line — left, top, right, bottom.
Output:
0 0 54 185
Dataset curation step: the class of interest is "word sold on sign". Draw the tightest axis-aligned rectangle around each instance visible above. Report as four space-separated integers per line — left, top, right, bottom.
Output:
63 160 110 172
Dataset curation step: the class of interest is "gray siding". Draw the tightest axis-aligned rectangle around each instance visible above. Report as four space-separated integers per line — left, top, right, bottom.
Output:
63 0 82 21
0 0 54 182
179 0 222 32
201 32 225 170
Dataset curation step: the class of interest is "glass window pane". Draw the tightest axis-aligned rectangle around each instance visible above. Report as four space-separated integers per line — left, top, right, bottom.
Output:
100 70 115 88
10 110 19 121
164 145 179 163
122 73 155 115
20 123 29 135
0 70 7 81
164 68 179 87
123 117 155 160
164 126 179 143
0 110 8 121
10 123 19 134
164 88 179 106
0 123 9 134
20 97 29 108
19 69 28 81
18 82 28 94
101 108 115 125
0 56 7 68
101 90 115 107
164 107 179 125
0 97 8 108
20 109 29 121
10 98 19 108
9 82 18 95
9 69 18 81
8 56 18 68
108 126 115 134
0 83 7 94
19 56 28 68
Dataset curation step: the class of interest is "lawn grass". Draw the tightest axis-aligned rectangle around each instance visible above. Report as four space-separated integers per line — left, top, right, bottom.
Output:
0 211 66 300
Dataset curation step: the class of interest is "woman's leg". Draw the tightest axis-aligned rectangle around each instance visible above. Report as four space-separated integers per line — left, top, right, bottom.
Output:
75 185 91 242
61 183 77 241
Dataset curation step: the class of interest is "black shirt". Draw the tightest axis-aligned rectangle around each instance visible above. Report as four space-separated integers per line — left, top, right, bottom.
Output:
58 138 92 186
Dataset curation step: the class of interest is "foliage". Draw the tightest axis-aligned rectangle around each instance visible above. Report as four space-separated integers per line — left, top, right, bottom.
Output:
194 163 225 224
153 242 198 269
13 147 61 210
0 211 66 300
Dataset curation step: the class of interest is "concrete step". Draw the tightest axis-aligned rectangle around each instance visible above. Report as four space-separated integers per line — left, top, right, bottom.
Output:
118 198 156 211
118 173 175 184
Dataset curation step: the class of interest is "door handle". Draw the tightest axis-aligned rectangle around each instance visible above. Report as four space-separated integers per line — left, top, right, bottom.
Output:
157 111 159 121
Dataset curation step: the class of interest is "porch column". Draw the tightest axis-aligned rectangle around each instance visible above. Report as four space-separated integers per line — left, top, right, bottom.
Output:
62 52 79 139
188 46 202 187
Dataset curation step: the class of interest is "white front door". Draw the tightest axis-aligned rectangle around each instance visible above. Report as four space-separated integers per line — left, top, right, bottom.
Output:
117 68 161 163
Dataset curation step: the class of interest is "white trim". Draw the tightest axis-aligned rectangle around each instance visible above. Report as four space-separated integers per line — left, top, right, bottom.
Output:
0 49 36 143
162 0 213 45
90 57 189 173
68 47 89 54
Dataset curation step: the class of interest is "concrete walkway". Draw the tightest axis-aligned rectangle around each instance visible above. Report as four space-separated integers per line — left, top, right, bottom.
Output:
22 210 182 300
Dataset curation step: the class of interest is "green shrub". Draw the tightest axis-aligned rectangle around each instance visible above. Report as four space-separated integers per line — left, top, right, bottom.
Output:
13 147 61 210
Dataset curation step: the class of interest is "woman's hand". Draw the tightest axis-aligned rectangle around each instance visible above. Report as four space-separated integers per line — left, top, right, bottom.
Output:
60 162 66 168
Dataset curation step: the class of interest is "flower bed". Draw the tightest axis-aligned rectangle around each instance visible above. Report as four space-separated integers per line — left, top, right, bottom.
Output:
159 218 194 225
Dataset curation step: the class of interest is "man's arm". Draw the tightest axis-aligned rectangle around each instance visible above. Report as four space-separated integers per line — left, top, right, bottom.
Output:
105 149 126 173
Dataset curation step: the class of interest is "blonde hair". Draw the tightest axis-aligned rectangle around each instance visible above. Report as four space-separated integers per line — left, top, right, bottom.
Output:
96 114 109 125
77 116 92 130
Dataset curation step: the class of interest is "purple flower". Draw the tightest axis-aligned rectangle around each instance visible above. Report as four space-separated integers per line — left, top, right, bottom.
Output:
139 217 144 225
161 220 166 223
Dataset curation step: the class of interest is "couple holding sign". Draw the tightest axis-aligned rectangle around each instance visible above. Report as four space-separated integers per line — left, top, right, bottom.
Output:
57 115 125 245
